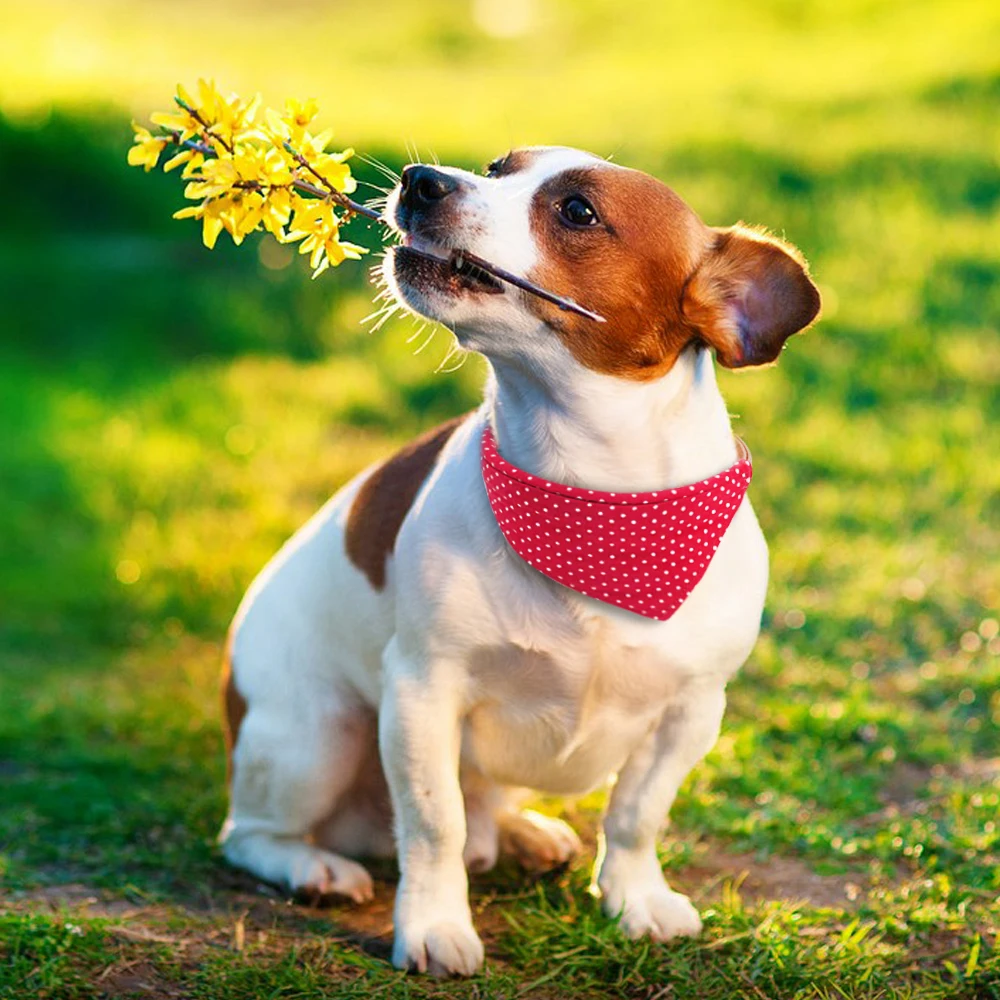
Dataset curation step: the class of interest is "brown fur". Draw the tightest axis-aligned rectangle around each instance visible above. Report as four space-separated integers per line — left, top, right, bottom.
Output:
526 164 819 378
527 165 711 381
221 627 246 782
488 148 542 177
681 225 821 368
344 414 469 590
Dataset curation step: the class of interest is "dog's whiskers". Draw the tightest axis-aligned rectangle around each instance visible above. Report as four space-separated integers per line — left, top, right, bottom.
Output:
412 325 437 355
355 179 392 196
434 333 468 375
364 304 402 335
358 153 401 183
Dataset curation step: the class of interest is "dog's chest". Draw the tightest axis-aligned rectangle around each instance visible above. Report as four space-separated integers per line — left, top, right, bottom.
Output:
462 617 683 794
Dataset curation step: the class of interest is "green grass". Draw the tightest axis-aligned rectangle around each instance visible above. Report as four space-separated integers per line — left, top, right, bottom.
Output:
2 1 1000 997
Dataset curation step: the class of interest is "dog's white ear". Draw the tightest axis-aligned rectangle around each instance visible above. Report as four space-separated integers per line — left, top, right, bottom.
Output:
682 225 820 368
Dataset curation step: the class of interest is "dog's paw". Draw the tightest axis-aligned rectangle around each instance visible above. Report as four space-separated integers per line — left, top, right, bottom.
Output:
393 918 484 977
499 809 582 872
288 847 374 905
463 830 499 874
604 882 702 941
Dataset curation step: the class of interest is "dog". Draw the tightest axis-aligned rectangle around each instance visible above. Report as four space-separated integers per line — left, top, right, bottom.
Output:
219 146 820 976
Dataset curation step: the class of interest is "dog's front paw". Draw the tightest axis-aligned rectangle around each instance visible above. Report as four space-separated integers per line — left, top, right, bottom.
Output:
392 918 484 977
603 881 702 941
499 809 582 872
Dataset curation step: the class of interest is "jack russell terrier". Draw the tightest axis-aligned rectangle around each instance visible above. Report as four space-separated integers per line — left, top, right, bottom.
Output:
219 146 820 976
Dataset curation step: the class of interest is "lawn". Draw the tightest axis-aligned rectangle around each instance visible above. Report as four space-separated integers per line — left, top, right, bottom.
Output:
1 1 999 997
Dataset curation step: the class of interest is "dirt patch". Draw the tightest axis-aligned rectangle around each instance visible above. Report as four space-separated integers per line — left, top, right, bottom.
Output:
3 883 152 920
96 958 187 999
676 846 866 910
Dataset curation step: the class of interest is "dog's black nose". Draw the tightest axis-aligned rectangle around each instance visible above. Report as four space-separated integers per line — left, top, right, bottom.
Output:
399 164 458 211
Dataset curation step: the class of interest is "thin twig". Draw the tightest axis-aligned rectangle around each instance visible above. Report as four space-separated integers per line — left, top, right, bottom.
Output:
460 249 605 322
403 245 606 323
168 134 213 156
282 139 382 222
175 96 235 154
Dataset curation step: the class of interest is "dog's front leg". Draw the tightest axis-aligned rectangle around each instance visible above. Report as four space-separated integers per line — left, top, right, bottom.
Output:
379 637 484 976
594 683 726 941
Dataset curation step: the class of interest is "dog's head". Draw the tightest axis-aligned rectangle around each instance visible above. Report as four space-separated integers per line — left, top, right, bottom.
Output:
385 146 820 379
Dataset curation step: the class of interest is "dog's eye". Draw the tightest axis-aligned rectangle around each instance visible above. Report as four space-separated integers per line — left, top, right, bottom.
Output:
558 195 599 228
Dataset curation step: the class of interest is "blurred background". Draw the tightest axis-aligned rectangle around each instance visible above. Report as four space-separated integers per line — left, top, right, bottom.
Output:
1 0 999 947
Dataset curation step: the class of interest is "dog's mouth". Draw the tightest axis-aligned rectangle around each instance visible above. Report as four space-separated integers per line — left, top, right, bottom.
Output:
392 239 505 297
387 232 604 323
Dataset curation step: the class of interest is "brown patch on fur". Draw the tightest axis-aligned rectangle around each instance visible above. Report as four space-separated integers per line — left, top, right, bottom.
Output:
345 414 469 590
527 164 711 381
527 165 819 378
488 148 542 177
221 627 246 783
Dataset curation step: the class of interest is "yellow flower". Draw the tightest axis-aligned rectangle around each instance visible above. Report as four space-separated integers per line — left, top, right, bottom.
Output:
227 192 267 244
231 143 263 181
265 97 320 143
184 157 239 200
172 197 231 249
296 127 336 160
260 146 292 187
326 236 365 266
193 78 221 119
311 150 357 194
172 204 202 222
286 197 336 241
261 188 292 238
161 147 202 174
150 104 201 142
200 197 231 249
180 151 206 179
210 91 261 150
286 97 319 130
310 236 366 278
127 123 168 171
156 80 259 152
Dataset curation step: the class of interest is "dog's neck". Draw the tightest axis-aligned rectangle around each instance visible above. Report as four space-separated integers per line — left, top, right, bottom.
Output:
485 343 739 493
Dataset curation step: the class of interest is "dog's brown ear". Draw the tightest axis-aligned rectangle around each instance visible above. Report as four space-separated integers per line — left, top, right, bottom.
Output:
681 225 820 368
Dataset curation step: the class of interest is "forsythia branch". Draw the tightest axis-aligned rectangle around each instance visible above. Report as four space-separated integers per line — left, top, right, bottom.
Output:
129 80 373 276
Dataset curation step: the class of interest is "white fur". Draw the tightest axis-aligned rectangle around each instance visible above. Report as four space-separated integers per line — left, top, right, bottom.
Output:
220 148 770 975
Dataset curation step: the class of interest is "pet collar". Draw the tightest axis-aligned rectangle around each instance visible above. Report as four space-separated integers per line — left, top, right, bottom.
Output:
481 425 752 621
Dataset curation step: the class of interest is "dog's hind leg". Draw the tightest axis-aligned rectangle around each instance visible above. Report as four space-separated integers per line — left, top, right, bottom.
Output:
314 726 396 861
220 660 375 904
459 777 583 874
498 807 583 872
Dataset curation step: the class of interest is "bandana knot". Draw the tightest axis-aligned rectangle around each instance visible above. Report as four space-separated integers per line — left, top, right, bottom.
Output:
481 426 752 621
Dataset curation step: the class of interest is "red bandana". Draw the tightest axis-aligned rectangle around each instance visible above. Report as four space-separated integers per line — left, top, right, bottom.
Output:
481 426 753 621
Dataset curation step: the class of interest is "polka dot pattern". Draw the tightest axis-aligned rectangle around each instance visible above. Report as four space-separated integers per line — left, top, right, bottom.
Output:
481 426 753 621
